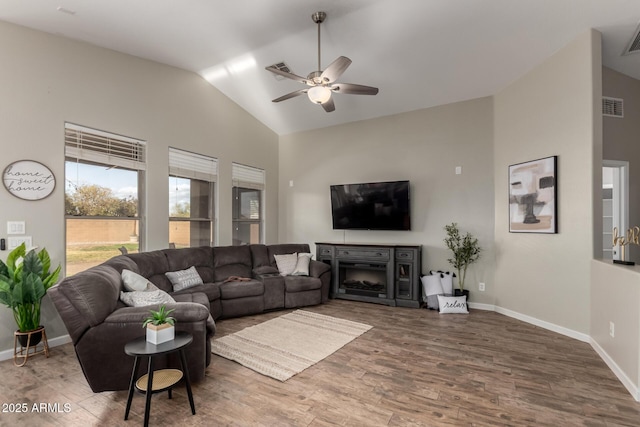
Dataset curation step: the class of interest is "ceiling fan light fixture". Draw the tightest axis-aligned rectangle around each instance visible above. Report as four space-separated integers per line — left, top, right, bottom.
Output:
307 86 332 104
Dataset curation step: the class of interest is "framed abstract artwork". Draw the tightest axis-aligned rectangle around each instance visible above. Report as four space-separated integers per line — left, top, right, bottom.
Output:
508 156 557 233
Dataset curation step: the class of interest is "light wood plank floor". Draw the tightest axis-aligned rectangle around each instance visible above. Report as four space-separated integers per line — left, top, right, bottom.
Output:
1 300 639 426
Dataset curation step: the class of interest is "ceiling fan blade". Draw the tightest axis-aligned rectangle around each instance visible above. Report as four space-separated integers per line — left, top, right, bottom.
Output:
321 97 335 113
331 83 379 95
320 56 352 83
272 89 308 103
265 66 310 84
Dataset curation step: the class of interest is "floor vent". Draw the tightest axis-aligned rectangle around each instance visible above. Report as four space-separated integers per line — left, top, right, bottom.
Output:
624 22 640 55
603 97 624 118
268 62 291 80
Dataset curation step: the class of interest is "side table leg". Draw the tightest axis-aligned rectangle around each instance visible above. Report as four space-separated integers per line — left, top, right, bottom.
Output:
124 356 141 420
143 357 154 427
179 349 196 415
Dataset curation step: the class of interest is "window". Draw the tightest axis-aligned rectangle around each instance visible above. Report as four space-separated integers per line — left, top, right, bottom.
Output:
169 148 217 248
232 163 264 245
64 123 145 275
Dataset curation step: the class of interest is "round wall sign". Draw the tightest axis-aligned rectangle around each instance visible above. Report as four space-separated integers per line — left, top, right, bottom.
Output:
3 160 56 201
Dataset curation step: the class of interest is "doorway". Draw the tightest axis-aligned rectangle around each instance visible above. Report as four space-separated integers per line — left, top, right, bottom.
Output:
602 160 629 260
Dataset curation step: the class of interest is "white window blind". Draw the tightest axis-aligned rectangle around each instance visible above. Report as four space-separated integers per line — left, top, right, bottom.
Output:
169 147 218 182
64 123 146 171
232 163 265 190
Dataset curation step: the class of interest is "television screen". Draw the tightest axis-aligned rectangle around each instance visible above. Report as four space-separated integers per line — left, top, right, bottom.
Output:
330 180 410 230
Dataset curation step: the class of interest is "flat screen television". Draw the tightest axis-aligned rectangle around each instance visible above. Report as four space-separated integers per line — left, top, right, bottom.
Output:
330 180 410 230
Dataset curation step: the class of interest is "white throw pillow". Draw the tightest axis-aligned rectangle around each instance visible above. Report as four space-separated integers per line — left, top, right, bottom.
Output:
165 266 204 292
274 253 298 276
421 275 444 309
437 295 469 314
292 253 313 276
120 289 176 307
430 270 454 295
122 269 154 292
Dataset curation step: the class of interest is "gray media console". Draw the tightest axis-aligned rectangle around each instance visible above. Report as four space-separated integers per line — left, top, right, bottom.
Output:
316 242 422 308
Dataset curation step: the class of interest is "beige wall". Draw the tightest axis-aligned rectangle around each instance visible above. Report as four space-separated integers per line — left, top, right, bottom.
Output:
279 97 496 305
493 30 601 335
0 21 278 351
602 67 640 263
591 260 640 396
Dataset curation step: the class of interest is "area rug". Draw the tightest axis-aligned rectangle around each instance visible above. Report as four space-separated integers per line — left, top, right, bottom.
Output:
211 310 372 381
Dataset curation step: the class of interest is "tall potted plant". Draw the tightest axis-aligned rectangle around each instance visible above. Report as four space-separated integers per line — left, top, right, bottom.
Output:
0 243 61 345
444 223 481 298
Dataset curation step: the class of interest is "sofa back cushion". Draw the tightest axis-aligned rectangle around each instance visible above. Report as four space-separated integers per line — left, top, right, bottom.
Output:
124 251 172 293
164 247 214 284
212 245 252 281
249 244 270 268
267 244 311 267
48 265 122 344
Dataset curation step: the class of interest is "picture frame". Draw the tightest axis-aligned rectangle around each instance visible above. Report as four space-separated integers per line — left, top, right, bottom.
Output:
509 156 557 234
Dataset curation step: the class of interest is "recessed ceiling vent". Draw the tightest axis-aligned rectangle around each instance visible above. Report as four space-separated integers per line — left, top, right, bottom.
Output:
603 96 624 118
623 22 640 55
268 62 292 80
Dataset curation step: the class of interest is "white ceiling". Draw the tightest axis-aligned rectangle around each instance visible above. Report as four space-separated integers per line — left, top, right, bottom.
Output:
1 0 639 135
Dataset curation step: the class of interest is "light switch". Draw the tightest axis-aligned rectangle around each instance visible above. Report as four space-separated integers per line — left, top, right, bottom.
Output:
455 166 462 175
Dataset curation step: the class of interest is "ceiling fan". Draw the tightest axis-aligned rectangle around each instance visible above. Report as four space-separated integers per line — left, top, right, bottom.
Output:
265 11 379 113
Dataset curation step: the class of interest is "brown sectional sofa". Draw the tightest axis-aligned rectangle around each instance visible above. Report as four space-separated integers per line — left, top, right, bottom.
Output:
49 243 331 392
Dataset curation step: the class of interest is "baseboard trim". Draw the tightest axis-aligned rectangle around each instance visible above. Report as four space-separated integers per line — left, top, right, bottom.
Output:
590 338 640 402
493 305 590 343
0 334 72 362
468 302 495 311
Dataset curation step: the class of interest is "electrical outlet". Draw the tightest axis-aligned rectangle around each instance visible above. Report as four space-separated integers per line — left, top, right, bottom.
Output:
479 282 485 291
609 321 615 338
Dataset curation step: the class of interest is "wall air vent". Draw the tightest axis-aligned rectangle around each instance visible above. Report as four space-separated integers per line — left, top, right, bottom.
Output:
268 62 291 80
623 22 640 55
603 97 624 118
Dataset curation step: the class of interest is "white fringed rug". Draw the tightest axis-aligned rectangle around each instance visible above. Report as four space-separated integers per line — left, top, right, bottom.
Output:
211 310 372 381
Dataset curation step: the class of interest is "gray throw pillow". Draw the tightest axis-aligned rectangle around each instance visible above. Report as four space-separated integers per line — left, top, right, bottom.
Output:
122 269 154 292
165 266 204 292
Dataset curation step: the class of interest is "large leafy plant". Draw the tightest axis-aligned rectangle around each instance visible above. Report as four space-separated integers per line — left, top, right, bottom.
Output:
0 243 61 332
444 223 481 291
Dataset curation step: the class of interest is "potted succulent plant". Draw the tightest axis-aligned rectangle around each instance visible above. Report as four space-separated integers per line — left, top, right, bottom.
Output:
143 305 176 344
444 223 481 299
0 243 61 346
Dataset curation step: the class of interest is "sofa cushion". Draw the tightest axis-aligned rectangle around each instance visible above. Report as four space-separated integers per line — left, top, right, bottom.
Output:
164 247 214 283
249 244 270 268
173 291 211 311
171 282 221 303
125 251 172 293
219 279 264 299
284 276 322 293
213 246 252 281
165 266 204 292
53 265 122 328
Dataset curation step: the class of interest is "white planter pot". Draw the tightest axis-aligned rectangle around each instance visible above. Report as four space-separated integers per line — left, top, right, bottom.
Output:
146 323 174 345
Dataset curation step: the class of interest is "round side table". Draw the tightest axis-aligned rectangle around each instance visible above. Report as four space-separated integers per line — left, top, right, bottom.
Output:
123 331 195 427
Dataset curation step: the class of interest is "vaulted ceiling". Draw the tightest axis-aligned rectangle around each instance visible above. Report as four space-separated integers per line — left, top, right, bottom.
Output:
1 0 639 135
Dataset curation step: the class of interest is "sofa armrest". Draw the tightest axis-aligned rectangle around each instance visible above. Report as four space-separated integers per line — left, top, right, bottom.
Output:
104 302 210 326
309 260 330 278
252 265 280 277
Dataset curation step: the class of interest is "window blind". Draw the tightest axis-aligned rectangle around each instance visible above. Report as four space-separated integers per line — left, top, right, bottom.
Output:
169 147 218 182
232 163 265 190
64 123 146 171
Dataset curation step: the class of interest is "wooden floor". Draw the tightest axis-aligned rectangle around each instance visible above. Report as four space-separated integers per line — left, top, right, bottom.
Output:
1 300 639 426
